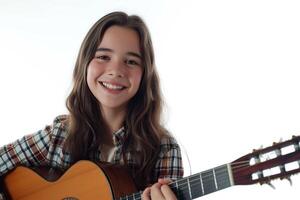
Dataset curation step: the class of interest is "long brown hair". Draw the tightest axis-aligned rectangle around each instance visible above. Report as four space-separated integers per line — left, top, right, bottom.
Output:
65 11 168 187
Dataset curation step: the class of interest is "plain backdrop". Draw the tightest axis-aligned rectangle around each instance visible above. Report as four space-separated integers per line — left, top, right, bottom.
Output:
1 0 300 199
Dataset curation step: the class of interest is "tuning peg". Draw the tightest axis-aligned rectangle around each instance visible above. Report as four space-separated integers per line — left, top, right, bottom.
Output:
261 180 276 189
294 142 300 151
267 182 276 189
273 138 283 146
285 176 293 186
252 144 265 152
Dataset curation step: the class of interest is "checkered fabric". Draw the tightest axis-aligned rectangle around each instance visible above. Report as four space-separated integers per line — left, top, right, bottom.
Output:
0 115 183 191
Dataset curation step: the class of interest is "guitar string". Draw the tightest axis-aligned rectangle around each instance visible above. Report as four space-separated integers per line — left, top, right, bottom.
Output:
120 144 300 200
120 174 229 200
121 174 232 200
122 164 247 199
120 166 237 200
120 160 265 200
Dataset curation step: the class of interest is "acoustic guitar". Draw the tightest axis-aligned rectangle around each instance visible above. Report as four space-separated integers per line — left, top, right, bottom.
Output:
3 135 300 200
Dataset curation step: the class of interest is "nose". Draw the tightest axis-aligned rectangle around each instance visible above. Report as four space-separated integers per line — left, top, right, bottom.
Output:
107 59 125 78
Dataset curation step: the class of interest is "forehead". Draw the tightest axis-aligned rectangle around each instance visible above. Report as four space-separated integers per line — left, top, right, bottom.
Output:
98 25 141 54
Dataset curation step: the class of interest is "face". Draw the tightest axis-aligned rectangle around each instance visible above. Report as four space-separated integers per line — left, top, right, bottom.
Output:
87 25 143 113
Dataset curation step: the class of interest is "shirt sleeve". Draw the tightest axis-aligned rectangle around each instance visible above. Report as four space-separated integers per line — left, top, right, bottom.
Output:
0 125 52 176
154 137 184 180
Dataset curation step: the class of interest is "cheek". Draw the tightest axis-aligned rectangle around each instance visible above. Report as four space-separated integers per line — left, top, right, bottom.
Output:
86 64 100 91
87 62 103 81
86 66 94 86
86 68 94 92
132 69 143 88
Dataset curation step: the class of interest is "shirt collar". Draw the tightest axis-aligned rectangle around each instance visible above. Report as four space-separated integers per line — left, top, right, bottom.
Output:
112 126 127 145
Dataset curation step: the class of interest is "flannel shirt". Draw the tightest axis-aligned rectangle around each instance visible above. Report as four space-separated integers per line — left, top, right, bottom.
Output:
0 115 183 188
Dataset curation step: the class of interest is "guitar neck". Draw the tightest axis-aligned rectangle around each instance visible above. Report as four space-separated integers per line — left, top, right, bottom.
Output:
119 164 234 200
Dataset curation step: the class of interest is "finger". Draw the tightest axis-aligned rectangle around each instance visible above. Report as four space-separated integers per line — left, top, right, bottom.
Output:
158 178 173 185
142 187 151 200
150 182 165 200
161 184 177 200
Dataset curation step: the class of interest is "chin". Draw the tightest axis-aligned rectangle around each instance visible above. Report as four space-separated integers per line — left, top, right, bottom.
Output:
100 101 128 110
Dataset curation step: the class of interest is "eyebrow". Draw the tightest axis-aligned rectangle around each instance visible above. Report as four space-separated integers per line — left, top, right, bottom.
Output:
96 48 142 59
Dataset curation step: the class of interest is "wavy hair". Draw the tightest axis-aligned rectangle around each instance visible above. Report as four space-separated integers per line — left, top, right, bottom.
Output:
65 11 168 188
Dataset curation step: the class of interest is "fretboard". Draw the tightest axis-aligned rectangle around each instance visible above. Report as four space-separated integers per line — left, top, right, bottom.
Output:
119 164 234 200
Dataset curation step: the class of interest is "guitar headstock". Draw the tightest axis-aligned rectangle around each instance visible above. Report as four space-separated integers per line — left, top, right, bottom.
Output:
231 135 300 186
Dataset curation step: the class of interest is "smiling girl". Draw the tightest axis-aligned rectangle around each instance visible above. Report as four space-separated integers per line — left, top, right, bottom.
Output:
0 12 183 199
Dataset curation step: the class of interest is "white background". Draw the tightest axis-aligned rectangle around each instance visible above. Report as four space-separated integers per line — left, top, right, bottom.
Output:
1 0 300 199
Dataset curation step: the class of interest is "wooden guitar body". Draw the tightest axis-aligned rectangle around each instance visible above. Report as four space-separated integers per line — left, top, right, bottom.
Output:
3 160 137 200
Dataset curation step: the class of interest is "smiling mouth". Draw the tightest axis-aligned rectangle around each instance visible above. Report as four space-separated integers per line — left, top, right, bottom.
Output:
99 81 126 90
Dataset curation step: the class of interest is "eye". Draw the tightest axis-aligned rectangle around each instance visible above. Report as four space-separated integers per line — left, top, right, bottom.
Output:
125 59 140 67
95 55 110 61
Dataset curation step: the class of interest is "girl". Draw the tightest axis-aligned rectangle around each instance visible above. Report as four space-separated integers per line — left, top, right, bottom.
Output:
0 11 183 199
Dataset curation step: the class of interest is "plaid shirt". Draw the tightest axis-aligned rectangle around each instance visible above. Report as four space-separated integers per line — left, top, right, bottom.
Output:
0 115 183 187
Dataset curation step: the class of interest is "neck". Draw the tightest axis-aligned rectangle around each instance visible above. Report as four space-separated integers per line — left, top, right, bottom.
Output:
100 105 126 134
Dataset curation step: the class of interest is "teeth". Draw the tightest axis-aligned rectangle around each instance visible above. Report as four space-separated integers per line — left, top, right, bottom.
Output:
101 82 124 90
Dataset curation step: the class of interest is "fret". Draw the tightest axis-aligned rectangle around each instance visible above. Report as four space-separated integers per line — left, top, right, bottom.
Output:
189 174 203 198
170 178 191 200
201 170 216 194
199 172 204 194
169 181 179 198
227 163 235 186
175 181 179 197
215 165 232 190
187 177 192 199
212 168 218 190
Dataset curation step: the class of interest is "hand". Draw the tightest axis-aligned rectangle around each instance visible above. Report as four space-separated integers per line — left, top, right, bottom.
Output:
0 193 5 200
142 178 177 200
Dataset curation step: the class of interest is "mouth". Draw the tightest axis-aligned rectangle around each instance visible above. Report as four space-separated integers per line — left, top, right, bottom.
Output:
99 81 127 91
